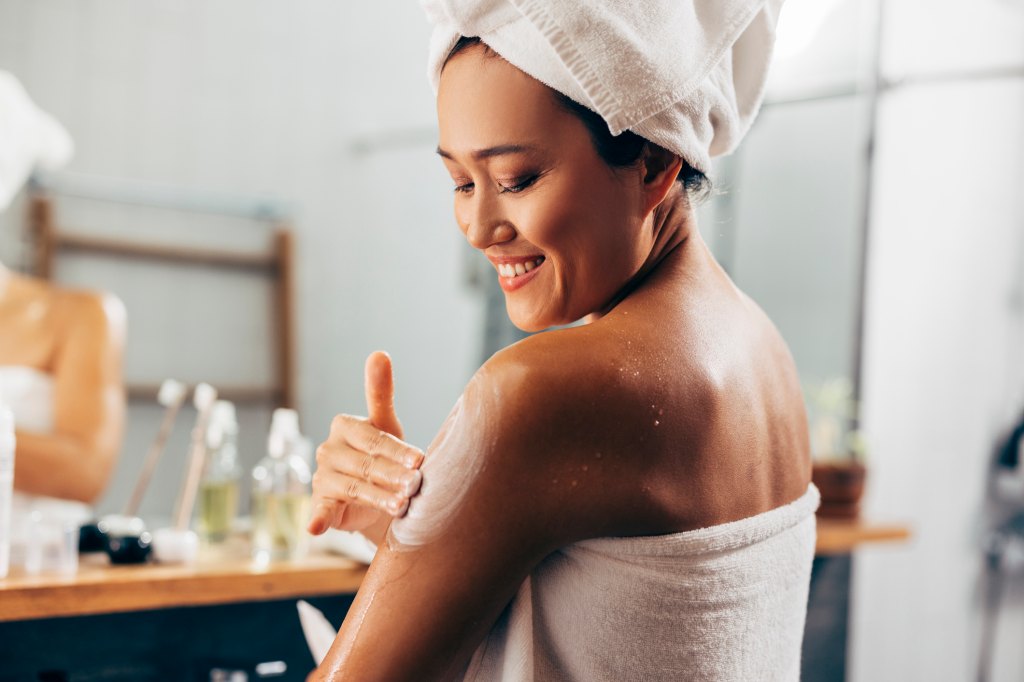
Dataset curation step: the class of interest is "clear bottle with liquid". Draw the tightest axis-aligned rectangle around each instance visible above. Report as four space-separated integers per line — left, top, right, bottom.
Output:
198 400 242 543
0 397 15 579
251 408 311 562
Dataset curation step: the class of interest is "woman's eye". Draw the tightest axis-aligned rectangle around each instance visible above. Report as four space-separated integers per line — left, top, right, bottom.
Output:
498 175 539 194
453 182 474 194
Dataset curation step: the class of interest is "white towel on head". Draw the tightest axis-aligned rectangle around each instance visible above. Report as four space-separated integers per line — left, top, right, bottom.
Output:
422 0 785 174
0 71 74 212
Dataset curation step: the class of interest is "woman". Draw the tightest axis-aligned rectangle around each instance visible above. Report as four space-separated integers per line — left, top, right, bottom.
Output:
308 1 815 679
0 67 126 529
0 260 126 516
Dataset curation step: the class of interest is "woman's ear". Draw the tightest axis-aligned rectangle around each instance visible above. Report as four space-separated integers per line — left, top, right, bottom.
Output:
641 144 684 214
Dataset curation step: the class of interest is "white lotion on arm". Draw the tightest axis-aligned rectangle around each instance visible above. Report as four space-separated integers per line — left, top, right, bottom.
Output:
389 370 498 549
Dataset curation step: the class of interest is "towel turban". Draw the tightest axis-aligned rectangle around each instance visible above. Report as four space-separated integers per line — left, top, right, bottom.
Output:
0 71 73 212
421 0 786 175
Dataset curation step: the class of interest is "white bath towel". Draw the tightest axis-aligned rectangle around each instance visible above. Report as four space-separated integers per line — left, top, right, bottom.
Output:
464 483 820 681
0 71 73 212
422 0 786 174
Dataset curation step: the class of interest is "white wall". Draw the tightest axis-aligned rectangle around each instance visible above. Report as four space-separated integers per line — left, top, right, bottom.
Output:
0 1 484 517
851 1 1024 680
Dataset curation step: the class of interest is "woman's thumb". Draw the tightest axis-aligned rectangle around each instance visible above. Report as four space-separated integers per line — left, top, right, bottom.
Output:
365 351 403 438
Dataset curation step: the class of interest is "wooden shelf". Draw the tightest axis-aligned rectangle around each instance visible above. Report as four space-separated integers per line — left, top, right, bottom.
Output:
0 518 908 623
56 232 278 273
815 517 911 555
0 545 367 623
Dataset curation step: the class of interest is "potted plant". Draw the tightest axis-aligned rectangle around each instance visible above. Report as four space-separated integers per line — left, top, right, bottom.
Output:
805 377 867 519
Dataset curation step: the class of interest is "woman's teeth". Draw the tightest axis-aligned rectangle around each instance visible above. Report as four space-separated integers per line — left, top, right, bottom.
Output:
498 257 545 278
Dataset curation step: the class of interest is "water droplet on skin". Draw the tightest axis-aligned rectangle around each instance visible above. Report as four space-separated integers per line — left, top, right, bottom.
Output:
581 465 589 472
654 420 660 426
552 479 559 484
571 480 578 487
658 409 664 416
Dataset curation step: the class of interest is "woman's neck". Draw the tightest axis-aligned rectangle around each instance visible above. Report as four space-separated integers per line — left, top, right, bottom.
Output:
587 185 695 321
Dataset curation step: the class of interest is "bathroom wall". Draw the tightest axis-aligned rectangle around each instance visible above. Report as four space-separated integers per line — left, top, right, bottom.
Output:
0 1 484 516
851 1 1024 680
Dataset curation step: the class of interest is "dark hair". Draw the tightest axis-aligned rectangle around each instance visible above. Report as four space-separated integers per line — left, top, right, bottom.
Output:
444 36 712 203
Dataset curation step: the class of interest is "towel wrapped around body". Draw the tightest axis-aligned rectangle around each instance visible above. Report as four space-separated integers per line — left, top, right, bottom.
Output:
463 484 820 682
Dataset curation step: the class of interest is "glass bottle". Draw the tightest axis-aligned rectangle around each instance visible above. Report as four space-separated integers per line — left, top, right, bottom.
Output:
251 408 312 563
0 398 15 578
198 400 242 543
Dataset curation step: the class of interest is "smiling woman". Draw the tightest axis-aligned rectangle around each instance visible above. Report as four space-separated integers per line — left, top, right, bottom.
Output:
306 1 817 680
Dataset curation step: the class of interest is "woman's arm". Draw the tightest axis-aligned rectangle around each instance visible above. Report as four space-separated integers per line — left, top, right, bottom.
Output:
310 342 664 680
14 291 126 503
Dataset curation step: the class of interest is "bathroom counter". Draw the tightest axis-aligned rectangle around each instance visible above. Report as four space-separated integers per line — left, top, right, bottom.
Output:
814 518 911 555
0 519 904 622
0 546 367 623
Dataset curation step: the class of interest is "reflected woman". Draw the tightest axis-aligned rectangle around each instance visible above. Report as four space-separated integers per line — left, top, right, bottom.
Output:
0 261 126 528
0 70 126 540
308 1 816 680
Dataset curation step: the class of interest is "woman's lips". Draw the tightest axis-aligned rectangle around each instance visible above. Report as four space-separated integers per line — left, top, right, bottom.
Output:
492 256 545 292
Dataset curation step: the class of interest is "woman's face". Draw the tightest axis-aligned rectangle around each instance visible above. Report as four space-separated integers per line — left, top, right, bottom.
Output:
437 45 653 332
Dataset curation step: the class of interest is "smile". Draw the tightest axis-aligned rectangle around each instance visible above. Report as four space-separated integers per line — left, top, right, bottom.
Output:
496 257 545 279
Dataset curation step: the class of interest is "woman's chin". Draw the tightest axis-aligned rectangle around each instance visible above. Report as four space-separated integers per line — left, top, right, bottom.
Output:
505 304 554 334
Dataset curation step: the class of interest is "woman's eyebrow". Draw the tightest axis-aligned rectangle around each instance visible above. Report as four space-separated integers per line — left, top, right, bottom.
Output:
436 144 538 161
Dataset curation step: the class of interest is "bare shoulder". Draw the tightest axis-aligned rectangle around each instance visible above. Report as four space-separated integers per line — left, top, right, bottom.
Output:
54 287 126 342
479 318 722 440
474 293 810 533
464 322 727 538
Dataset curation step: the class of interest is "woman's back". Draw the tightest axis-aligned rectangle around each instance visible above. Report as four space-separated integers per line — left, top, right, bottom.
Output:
494 216 811 538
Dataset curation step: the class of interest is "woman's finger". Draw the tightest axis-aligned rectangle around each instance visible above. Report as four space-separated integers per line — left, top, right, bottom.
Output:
365 351 404 438
318 441 422 496
313 469 409 516
331 414 424 468
307 499 340 535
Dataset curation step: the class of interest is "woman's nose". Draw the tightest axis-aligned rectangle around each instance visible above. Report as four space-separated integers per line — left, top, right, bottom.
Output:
460 192 516 250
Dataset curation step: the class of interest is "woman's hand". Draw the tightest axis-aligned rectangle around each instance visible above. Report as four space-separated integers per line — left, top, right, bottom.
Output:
306 352 424 543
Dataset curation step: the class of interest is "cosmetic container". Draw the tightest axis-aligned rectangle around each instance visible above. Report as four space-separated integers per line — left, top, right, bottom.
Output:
0 397 14 578
251 409 311 563
23 511 79 575
199 401 242 543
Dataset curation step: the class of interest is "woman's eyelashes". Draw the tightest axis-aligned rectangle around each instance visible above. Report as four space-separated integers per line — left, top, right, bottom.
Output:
498 174 539 194
452 173 541 195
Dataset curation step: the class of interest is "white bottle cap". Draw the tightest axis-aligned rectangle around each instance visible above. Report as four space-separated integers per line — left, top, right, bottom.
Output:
268 408 300 457
207 400 238 447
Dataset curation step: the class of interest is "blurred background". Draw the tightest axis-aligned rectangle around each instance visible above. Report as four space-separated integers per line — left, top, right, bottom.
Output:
0 0 1022 680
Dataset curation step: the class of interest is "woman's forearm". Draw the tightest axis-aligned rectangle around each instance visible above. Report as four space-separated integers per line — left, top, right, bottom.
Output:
12 430 112 503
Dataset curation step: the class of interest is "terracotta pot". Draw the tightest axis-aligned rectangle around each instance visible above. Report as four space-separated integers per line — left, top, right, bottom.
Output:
812 461 867 519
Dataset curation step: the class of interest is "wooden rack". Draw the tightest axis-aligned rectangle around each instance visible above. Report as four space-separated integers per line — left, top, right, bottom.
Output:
28 191 295 408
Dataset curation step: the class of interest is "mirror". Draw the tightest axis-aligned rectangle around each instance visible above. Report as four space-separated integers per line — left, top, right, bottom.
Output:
0 0 877 512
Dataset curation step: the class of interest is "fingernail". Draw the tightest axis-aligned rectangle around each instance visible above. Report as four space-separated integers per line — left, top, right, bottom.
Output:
389 496 409 516
401 470 422 496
